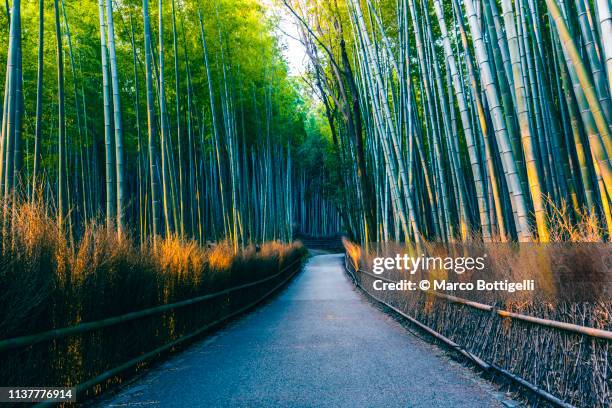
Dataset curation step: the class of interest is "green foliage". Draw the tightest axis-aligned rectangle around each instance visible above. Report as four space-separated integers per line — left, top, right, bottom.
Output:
0 0 306 184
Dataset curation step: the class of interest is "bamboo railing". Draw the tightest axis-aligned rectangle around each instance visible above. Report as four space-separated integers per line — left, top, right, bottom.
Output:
344 255 611 408
0 255 305 404
353 265 612 340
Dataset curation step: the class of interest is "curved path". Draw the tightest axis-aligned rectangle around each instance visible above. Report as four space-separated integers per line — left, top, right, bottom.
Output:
97 254 505 407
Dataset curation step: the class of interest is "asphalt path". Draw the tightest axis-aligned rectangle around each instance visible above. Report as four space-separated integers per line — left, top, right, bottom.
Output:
96 253 506 407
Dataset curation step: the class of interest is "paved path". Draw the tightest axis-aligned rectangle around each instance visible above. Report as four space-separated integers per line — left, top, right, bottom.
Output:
97 254 504 407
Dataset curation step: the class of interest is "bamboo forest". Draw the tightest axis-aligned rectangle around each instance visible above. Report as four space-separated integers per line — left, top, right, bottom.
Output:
0 0 610 245
0 0 610 405
286 0 612 244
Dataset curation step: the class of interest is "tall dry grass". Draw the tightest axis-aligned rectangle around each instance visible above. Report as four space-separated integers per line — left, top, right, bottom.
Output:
343 209 611 408
0 200 306 398
546 198 606 242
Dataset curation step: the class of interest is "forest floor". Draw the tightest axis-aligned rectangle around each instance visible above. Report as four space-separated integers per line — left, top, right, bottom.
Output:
93 254 513 407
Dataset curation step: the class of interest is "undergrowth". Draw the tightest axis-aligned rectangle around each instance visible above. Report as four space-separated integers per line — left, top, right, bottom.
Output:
0 199 306 397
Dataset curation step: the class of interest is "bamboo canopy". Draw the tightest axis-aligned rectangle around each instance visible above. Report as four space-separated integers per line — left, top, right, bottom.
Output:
0 0 316 246
284 0 612 243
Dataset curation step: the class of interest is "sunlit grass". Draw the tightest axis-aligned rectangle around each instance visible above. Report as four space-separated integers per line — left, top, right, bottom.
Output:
0 198 306 337
0 198 307 396
342 236 361 270
342 230 609 408
546 198 605 242
206 241 234 271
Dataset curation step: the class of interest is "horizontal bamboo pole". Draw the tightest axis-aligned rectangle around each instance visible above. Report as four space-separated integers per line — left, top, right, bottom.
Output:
344 256 576 408
36 253 304 407
354 265 612 340
0 256 304 352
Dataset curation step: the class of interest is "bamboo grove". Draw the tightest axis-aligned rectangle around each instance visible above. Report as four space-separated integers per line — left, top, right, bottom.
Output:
284 0 612 243
0 0 314 247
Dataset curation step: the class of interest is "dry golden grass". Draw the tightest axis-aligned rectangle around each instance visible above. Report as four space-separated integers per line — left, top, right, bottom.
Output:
343 222 609 317
0 200 306 337
206 241 234 271
342 236 361 270
342 232 610 407
546 198 605 242
0 199 307 397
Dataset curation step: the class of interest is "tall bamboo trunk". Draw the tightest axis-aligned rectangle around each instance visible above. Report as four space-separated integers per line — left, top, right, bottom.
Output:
171 0 185 239
158 0 172 237
432 0 490 240
142 0 160 242
105 0 125 236
32 0 43 199
501 0 549 241
54 0 67 226
97 0 114 229
463 0 532 241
